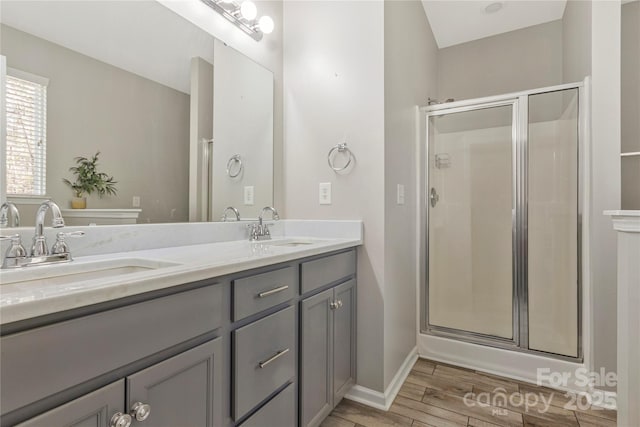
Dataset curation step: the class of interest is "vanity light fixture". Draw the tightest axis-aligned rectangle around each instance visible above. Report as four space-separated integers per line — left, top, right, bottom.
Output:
200 0 274 41
240 1 257 20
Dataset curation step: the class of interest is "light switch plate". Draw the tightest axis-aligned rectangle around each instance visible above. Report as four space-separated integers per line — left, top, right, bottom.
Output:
244 186 254 205
319 182 332 205
397 184 405 205
132 196 141 208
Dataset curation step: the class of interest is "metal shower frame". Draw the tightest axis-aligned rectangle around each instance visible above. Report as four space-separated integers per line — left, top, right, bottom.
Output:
419 81 586 363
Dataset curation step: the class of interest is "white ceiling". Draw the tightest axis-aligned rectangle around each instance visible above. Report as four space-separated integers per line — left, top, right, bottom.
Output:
0 1 216 94
422 0 568 49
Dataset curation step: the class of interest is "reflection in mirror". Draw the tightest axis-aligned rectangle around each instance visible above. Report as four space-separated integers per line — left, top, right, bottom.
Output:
0 0 274 225
189 40 274 222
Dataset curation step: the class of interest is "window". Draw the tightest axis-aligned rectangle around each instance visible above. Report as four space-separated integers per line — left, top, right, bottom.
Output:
5 68 48 196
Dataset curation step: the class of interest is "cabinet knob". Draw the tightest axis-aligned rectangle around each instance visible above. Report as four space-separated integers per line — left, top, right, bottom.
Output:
110 412 132 427
330 300 344 310
130 402 151 421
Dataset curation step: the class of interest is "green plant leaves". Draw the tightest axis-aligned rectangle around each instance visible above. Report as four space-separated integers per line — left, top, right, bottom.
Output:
62 151 117 198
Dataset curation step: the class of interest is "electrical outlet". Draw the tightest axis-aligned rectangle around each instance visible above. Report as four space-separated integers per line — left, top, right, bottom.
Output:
244 186 254 205
319 182 332 205
397 184 405 205
132 196 141 208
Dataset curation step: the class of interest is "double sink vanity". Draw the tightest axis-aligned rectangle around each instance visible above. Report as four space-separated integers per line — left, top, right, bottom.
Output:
0 218 362 427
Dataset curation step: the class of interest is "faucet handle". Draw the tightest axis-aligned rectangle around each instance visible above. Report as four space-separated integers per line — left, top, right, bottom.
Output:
247 223 260 241
0 234 27 259
51 231 85 255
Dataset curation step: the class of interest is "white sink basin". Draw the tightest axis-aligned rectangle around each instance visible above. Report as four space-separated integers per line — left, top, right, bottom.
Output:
263 238 322 248
0 258 181 287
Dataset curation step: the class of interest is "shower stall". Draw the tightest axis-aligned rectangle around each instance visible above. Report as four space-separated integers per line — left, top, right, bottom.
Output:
420 82 585 360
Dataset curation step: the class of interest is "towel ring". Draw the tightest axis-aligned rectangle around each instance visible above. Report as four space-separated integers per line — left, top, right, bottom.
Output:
226 154 243 178
327 143 354 172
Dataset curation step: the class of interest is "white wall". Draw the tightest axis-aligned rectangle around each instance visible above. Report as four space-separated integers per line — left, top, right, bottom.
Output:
589 0 621 391
283 0 438 393
564 0 622 391
212 41 274 220
283 0 386 391
383 0 438 388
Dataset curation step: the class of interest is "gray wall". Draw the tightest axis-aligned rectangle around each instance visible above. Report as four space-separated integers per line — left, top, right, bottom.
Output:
383 0 438 388
589 0 621 392
621 1 640 209
2 24 190 223
562 0 592 83
437 20 564 101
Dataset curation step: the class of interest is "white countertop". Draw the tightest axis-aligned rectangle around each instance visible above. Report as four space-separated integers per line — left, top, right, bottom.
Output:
0 221 363 325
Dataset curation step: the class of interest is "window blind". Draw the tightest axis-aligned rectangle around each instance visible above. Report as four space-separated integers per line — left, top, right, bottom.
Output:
5 70 47 196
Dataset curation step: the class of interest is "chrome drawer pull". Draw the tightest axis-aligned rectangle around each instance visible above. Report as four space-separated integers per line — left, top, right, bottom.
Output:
258 285 289 298
258 348 290 368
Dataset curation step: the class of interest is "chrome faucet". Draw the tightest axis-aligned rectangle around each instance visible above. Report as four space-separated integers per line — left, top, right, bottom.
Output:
1 200 85 269
0 201 20 227
248 206 280 241
221 206 241 221
32 200 66 257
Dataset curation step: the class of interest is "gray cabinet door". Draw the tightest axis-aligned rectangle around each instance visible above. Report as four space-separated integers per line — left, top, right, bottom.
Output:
300 288 333 427
126 338 223 427
240 383 296 427
16 380 125 427
333 279 356 402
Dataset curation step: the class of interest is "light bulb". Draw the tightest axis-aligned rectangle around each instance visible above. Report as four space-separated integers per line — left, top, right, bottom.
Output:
258 16 274 34
240 1 257 20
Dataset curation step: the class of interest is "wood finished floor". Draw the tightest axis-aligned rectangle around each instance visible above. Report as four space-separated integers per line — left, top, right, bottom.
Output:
322 359 617 427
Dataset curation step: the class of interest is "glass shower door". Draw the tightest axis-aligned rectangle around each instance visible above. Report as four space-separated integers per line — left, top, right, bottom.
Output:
427 103 515 340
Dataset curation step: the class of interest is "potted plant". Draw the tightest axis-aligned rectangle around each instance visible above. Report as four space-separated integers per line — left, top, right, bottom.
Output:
62 151 117 209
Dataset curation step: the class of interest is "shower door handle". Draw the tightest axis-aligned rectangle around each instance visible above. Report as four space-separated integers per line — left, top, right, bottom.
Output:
430 188 439 207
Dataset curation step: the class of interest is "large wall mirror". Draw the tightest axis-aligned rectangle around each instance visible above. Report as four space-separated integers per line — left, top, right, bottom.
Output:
0 0 274 225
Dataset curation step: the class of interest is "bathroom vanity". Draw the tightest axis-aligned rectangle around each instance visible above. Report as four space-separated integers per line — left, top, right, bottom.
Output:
0 222 361 427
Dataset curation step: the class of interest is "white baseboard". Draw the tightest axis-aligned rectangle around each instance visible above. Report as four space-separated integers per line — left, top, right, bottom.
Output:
418 333 617 410
345 346 418 411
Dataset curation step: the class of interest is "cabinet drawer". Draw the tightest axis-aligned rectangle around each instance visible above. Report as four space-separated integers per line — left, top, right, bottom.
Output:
240 383 296 427
233 306 296 420
1 283 225 416
233 266 296 321
301 250 356 294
